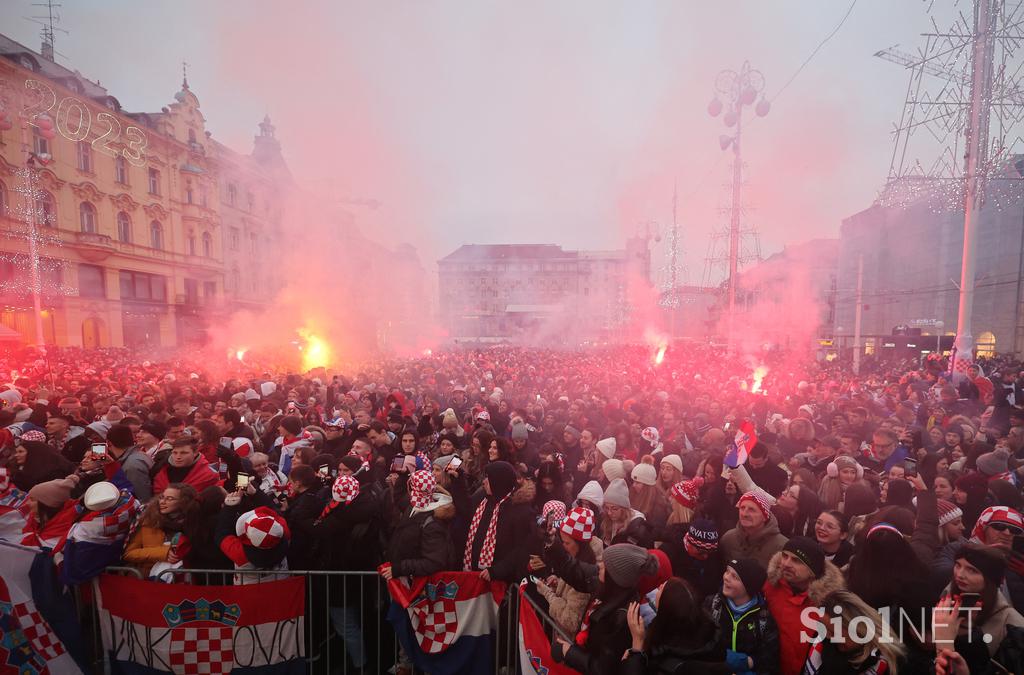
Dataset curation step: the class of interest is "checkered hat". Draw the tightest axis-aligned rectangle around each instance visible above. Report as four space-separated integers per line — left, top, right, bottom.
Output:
409 469 436 509
971 505 1024 541
559 506 596 542
331 474 360 505
640 426 660 448
476 410 490 422
542 500 567 524
232 437 253 458
235 507 287 549
738 491 772 523
20 430 46 443
670 477 705 509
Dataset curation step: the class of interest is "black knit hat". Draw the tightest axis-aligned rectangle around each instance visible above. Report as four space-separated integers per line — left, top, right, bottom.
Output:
783 536 826 579
956 543 1006 586
728 558 768 597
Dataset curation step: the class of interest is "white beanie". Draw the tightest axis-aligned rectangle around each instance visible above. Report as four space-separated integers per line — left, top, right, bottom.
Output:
83 482 120 511
602 458 626 482
576 480 605 510
631 462 657 487
604 478 631 509
596 437 617 460
660 454 683 475
260 381 277 397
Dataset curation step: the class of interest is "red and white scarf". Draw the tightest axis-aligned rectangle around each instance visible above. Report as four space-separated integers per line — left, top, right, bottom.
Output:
462 492 510 571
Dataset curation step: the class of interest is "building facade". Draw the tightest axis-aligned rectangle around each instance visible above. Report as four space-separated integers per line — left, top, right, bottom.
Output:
0 32 283 347
437 239 651 344
834 183 1024 359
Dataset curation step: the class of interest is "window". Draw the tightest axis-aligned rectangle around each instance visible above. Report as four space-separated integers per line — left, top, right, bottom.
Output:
119 270 165 302
148 168 160 195
185 181 194 204
231 264 240 292
0 181 6 217
230 227 240 251
36 190 56 227
149 221 163 249
78 264 105 298
187 234 196 256
76 141 92 172
188 128 197 144
203 281 216 300
200 184 208 207
114 156 129 184
33 132 50 157
246 191 254 212
201 232 212 258
227 183 236 206
184 278 199 304
249 233 258 256
116 211 131 243
977 331 997 358
79 202 97 233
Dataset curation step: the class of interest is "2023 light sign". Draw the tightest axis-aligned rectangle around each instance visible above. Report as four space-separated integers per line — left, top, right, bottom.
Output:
22 78 148 167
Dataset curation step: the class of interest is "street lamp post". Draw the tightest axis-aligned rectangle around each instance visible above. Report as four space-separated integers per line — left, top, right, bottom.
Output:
708 61 770 351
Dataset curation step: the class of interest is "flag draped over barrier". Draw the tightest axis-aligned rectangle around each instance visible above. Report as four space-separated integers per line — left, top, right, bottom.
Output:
95 574 305 675
517 584 580 675
0 542 85 675
385 570 506 675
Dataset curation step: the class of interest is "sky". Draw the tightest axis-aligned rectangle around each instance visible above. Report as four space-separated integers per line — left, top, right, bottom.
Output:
0 0 934 285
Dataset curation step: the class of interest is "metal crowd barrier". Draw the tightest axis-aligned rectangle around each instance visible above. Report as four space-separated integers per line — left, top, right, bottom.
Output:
79 567 552 675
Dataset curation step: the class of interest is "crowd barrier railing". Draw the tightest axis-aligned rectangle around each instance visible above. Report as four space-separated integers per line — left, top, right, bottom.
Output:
80 567 564 675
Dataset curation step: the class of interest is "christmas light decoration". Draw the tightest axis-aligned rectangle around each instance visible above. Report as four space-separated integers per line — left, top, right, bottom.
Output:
3 165 74 297
659 184 688 309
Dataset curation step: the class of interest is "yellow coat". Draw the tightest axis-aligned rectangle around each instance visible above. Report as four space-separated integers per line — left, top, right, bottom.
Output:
122 524 169 577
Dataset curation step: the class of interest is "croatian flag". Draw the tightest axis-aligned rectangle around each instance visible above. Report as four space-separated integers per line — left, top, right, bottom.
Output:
0 541 86 674
518 584 580 675
724 419 758 468
385 570 506 675
95 573 305 674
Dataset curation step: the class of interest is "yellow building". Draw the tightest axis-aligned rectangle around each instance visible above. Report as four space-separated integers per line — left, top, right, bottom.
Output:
0 32 284 347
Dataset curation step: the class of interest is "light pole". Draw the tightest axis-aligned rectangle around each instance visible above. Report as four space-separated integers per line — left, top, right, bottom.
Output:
708 61 770 351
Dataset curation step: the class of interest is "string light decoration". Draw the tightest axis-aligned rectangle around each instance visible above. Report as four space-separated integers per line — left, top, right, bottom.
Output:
876 0 1024 213
659 184 690 309
3 165 75 297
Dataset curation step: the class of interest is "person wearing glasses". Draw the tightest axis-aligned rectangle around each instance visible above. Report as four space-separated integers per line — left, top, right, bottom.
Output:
932 505 1024 613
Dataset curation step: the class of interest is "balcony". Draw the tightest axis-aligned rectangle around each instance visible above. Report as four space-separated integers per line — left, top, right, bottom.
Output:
73 231 116 262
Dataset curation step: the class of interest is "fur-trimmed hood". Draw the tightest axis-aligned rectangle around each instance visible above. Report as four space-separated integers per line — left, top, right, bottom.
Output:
512 477 536 505
766 550 845 604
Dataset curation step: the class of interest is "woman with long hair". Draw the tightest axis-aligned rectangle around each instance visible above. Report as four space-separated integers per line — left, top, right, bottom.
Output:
8 439 74 491
622 577 723 673
553 543 661 674
802 590 905 674
817 455 863 511
776 482 823 538
932 543 1024 674
123 482 199 577
815 510 853 568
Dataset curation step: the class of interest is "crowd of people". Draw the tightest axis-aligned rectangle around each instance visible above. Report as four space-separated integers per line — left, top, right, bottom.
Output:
2 343 1024 674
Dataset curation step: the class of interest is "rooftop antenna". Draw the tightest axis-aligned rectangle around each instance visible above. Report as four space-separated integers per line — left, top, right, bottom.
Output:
182 60 190 89
28 0 67 62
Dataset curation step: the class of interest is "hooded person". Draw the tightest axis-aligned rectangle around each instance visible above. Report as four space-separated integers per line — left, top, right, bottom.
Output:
763 537 845 675
384 470 456 579
274 416 312 475
462 460 537 582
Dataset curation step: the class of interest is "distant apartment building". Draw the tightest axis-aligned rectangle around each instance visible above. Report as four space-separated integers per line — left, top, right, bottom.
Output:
437 239 651 343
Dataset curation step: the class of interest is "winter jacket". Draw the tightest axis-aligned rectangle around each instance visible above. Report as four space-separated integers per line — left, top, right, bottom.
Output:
941 582 1024 674
618 640 728 675
705 592 780 675
800 641 891 675
386 490 456 577
122 523 169 576
720 518 789 570
463 478 538 583
535 575 591 635
762 551 845 675
284 489 324 570
115 446 154 503
215 490 289 583
931 538 1024 613
561 592 636 675
543 535 600 595
311 487 381 604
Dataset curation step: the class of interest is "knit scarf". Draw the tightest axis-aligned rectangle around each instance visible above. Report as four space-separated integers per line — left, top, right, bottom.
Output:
575 598 602 646
462 492 510 572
